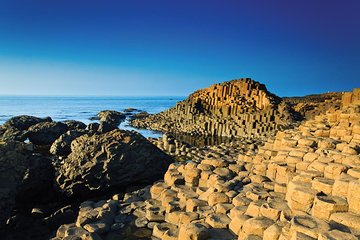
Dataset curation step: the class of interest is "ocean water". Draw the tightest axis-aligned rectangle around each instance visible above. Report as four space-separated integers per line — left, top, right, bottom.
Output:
0 96 184 138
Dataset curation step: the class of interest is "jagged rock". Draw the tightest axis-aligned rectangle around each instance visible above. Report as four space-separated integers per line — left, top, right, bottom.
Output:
56 129 173 197
129 111 150 120
2 115 52 131
97 110 126 126
0 142 31 225
16 154 55 206
87 122 100 132
0 115 52 142
50 130 87 156
28 122 68 145
63 120 87 130
0 126 29 142
132 78 299 138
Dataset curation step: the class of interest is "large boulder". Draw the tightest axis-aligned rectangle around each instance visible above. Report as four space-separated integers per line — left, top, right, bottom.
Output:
97 110 126 126
50 130 87 156
0 115 52 142
56 129 173 197
0 126 28 142
16 154 55 206
63 120 87 131
2 115 52 131
28 122 68 145
0 142 31 225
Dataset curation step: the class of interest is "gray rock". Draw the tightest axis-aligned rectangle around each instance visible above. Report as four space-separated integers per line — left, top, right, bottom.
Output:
16 154 55 205
0 142 31 225
97 110 125 126
3 115 52 131
56 129 173 198
63 120 87 130
28 122 68 145
50 130 87 156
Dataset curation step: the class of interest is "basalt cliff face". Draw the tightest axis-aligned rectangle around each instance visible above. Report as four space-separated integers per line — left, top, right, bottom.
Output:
132 78 299 139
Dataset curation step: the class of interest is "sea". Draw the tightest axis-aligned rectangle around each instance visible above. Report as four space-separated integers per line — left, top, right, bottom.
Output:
0 96 185 138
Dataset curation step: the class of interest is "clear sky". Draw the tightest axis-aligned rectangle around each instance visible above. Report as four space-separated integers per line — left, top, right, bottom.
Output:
0 0 359 97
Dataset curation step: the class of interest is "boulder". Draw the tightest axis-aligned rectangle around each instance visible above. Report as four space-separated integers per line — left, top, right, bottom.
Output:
50 130 87 156
63 120 87 130
97 110 126 126
56 129 173 197
28 122 68 145
0 126 28 142
2 115 52 131
16 154 55 206
87 122 100 132
0 142 31 225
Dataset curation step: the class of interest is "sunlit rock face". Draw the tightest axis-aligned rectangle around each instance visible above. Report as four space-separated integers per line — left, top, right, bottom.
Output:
132 78 299 139
56 129 173 198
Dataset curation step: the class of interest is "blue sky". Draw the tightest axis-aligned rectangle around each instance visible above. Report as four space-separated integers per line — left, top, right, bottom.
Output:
0 0 359 97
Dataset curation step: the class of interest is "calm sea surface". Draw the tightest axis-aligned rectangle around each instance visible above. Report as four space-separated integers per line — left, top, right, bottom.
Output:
0 96 184 138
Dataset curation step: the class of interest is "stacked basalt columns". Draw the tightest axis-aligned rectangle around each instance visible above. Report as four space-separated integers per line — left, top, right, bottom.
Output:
54 89 360 240
131 78 295 139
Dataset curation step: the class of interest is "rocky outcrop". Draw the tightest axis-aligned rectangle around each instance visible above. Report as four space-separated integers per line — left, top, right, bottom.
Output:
2 115 52 131
16 154 55 206
343 88 360 106
56 88 360 240
28 122 69 145
131 78 299 139
97 110 126 126
0 115 52 142
56 129 173 198
50 130 87 157
63 120 87 130
0 142 31 225
283 92 343 120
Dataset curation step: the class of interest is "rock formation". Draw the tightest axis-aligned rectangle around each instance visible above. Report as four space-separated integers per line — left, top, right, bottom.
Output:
131 78 299 139
55 88 360 240
283 92 343 120
56 129 173 198
0 115 52 142
28 122 69 145
0 142 32 225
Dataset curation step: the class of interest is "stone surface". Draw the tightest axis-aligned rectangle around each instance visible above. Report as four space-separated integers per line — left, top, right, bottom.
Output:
132 78 300 138
28 122 68 145
56 129 173 197
50 130 87 156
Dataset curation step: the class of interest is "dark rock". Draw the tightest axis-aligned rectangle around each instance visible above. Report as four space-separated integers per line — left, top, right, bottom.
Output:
0 142 31 225
28 122 68 145
50 130 87 156
3 115 52 131
123 108 139 113
16 154 55 206
44 205 77 230
87 122 100 132
56 129 173 198
98 122 117 133
63 120 87 130
0 126 28 142
129 111 150 120
98 110 126 126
